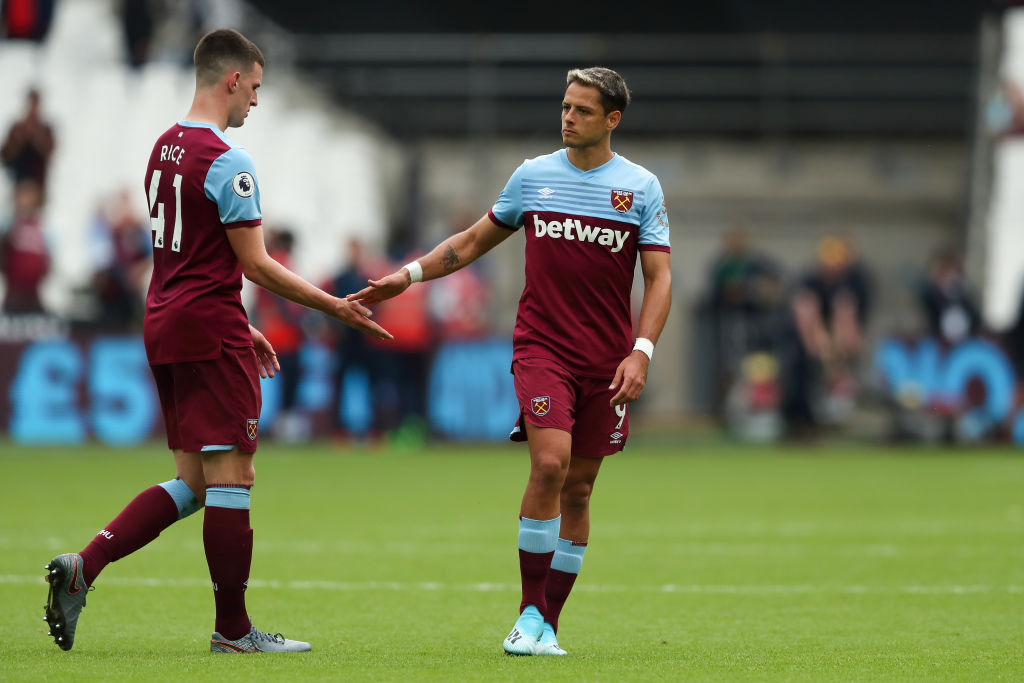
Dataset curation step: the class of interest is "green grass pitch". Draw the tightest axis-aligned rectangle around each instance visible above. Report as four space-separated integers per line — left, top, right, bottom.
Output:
1 439 1023 681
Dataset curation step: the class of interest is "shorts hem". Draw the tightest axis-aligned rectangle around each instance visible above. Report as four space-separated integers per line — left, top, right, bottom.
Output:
173 442 258 455
520 413 573 435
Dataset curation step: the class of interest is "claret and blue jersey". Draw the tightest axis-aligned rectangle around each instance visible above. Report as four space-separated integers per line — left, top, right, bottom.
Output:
489 149 671 379
143 120 262 365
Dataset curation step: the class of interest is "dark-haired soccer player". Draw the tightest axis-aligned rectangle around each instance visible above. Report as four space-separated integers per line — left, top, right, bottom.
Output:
350 67 672 656
42 28 391 654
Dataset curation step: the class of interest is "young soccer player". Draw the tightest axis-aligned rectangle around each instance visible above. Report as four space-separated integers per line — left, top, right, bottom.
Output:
349 67 672 656
42 28 391 654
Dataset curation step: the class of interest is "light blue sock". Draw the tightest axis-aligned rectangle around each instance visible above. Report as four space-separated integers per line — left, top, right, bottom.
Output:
551 537 586 574
159 479 202 519
205 486 251 510
518 515 560 554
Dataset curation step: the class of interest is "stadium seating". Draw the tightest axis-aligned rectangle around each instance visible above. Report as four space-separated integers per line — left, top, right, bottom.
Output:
0 0 393 314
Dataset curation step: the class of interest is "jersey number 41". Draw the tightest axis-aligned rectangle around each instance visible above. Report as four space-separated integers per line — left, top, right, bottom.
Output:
147 170 183 252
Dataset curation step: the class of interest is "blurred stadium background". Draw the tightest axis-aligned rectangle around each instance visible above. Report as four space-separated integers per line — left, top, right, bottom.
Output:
0 0 1023 448
8 2 1024 680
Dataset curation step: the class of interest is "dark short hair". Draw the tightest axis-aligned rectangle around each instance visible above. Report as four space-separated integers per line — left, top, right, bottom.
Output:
193 29 264 86
566 67 631 114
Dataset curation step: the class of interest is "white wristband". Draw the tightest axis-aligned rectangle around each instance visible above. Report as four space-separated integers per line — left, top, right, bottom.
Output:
403 260 423 283
633 337 654 361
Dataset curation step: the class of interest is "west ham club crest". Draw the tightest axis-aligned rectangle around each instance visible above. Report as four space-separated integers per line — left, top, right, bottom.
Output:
611 189 633 213
531 396 551 417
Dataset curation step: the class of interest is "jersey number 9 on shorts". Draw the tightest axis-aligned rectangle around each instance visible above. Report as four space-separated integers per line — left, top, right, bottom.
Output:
148 170 183 252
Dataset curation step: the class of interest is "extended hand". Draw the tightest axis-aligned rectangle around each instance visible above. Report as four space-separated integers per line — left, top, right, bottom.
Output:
609 350 650 406
346 269 412 307
333 297 393 340
249 325 280 378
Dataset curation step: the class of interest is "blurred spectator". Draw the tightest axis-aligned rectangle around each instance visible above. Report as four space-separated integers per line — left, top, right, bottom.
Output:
708 230 776 309
0 179 50 313
1 89 55 193
253 229 306 438
87 188 151 330
328 239 378 435
782 236 872 434
699 229 785 416
120 0 156 69
366 247 433 436
918 248 981 346
2 0 55 41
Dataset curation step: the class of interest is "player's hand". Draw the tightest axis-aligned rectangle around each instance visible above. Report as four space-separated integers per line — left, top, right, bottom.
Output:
346 269 412 307
249 324 281 378
609 350 649 406
332 296 394 340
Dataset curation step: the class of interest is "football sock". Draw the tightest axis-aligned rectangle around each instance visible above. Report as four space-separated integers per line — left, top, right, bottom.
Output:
518 515 560 615
204 485 253 641
545 538 587 633
159 478 203 519
78 480 194 587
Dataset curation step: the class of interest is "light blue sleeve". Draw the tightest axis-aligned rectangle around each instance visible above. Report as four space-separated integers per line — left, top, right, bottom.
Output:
638 176 670 248
203 146 262 225
489 163 526 229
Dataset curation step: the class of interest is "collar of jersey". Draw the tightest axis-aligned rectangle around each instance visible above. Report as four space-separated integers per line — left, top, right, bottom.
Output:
560 148 619 175
177 120 236 148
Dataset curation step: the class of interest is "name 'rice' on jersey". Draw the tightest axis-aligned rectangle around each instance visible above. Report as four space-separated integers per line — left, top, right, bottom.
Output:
143 120 262 364
488 149 671 379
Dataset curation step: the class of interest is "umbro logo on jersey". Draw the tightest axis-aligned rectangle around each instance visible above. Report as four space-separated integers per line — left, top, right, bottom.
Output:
611 431 623 440
538 187 556 197
533 214 630 253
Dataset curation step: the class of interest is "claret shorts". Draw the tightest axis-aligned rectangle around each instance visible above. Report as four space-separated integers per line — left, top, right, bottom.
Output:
150 343 262 453
510 356 629 458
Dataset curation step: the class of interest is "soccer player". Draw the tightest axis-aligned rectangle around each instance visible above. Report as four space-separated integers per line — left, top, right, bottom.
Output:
42 29 391 654
349 67 672 656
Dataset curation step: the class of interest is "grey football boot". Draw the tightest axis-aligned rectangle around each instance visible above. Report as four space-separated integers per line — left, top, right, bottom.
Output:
210 626 312 653
43 553 90 651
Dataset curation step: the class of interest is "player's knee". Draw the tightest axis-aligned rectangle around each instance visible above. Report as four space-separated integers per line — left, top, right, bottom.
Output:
531 451 569 485
561 479 594 511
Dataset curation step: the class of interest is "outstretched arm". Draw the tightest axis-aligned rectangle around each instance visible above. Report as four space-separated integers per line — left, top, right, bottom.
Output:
226 225 392 340
348 213 514 306
610 249 672 406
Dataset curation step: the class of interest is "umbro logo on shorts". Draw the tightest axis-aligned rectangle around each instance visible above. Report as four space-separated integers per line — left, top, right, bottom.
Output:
246 418 258 440
531 396 551 417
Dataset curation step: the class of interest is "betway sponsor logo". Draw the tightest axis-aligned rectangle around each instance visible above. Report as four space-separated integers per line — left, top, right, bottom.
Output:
533 214 630 253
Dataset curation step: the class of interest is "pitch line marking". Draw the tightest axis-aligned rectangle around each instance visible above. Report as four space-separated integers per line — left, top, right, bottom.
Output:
0 575 1019 595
